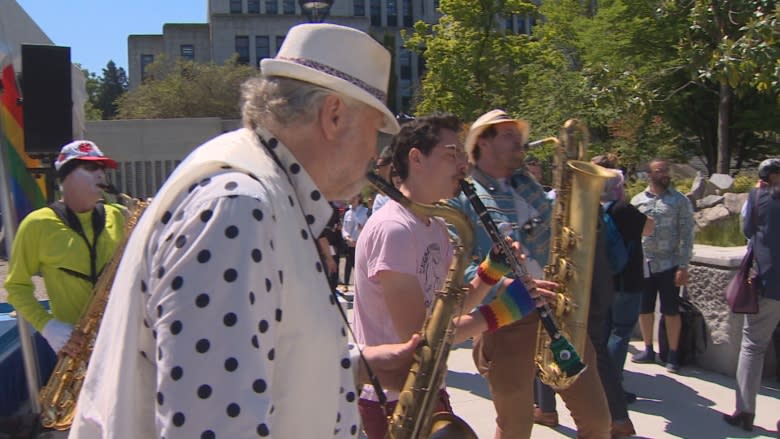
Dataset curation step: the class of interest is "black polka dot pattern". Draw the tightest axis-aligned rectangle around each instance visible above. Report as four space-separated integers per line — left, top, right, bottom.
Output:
140 158 358 437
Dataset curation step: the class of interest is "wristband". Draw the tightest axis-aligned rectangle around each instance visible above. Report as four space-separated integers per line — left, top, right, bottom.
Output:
477 279 536 332
476 252 510 285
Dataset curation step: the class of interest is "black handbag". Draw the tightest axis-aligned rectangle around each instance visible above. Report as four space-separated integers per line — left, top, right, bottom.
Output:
659 293 708 365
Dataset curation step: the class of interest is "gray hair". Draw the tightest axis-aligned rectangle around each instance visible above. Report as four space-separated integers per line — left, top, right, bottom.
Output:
241 76 360 129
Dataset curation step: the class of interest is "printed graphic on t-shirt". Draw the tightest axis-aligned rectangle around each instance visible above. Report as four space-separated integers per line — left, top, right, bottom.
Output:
418 242 443 307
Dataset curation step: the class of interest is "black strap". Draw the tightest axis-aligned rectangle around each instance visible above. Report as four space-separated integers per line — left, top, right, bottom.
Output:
48 201 106 285
256 134 389 408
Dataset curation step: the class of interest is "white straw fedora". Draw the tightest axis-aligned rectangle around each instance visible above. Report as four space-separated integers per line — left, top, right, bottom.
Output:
260 23 400 134
465 109 529 162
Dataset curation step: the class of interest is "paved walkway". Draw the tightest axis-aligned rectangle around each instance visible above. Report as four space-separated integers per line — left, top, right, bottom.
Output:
337 289 780 439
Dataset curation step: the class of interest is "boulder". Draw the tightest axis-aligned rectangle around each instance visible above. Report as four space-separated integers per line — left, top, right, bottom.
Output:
697 194 724 210
709 173 734 191
723 192 749 216
670 163 700 179
694 204 731 229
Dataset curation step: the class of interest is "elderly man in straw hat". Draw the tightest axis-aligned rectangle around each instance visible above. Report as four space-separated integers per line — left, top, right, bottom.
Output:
70 24 420 439
449 109 612 438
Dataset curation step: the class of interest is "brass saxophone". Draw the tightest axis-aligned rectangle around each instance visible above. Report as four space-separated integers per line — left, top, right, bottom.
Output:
535 120 613 389
39 192 149 430
366 172 477 439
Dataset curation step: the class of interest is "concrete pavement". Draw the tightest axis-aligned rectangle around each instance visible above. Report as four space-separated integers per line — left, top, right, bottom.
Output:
337 290 780 439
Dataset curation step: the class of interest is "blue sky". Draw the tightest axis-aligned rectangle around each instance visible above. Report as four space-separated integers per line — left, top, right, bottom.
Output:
16 0 207 75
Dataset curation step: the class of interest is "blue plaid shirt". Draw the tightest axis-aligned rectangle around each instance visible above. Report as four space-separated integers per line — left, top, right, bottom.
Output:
449 167 552 301
630 187 695 273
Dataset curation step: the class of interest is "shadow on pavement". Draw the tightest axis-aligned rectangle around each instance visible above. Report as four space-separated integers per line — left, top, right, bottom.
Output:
624 370 777 438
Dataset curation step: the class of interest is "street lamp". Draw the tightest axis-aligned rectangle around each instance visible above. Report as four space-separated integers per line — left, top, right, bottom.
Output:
299 0 334 23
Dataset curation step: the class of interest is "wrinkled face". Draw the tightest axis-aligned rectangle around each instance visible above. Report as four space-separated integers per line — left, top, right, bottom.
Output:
482 122 526 171
329 105 385 200
62 161 107 204
418 128 468 199
648 160 671 189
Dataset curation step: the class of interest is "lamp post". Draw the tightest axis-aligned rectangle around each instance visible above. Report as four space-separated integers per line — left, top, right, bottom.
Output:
298 0 334 23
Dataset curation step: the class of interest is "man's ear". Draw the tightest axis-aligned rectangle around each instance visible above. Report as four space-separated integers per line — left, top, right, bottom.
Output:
407 147 422 169
318 94 347 141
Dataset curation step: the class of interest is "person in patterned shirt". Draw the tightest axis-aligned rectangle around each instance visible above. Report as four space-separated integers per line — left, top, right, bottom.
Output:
70 24 420 439
630 158 695 373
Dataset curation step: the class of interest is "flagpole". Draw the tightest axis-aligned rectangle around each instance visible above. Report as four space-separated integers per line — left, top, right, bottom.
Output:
0 83 42 415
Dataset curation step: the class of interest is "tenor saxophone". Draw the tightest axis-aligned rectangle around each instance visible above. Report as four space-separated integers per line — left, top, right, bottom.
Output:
535 120 613 389
366 172 477 439
38 192 149 430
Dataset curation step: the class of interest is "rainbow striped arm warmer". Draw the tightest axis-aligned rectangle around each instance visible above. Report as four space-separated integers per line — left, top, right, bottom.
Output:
477 278 536 332
476 252 510 285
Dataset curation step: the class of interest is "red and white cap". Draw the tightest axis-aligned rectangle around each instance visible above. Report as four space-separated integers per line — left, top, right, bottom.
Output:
54 140 117 171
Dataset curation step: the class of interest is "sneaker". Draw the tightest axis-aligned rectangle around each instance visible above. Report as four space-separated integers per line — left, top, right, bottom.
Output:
666 361 680 373
624 391 637 404
631 350 655 364
533 407 559 428
611 418 636 437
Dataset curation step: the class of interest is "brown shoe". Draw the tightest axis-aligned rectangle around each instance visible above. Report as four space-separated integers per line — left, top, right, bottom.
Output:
533 407 559 428
611 419 636 438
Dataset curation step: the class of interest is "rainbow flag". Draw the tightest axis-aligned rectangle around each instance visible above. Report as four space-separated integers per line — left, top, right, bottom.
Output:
1 63 46 224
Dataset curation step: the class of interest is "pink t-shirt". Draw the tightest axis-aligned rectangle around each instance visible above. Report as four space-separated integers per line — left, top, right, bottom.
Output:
353 199 453 401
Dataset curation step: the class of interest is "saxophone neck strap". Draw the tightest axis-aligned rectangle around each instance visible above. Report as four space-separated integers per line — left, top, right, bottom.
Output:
49 201 106 285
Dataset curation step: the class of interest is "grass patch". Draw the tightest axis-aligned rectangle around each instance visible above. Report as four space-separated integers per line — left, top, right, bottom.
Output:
695 215 746 246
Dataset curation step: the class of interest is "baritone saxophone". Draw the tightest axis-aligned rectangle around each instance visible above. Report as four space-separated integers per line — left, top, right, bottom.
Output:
535 120 613 389
38 191 149 430
366 172 477 439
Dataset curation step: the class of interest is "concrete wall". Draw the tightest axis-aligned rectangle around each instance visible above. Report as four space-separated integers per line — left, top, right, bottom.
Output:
686 245 776 377
84 118 239 198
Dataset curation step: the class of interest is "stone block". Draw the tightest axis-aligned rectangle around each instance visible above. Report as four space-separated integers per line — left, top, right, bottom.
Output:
723 192 749 216
697 194 724 210
693 204 731 229
709 173 734 191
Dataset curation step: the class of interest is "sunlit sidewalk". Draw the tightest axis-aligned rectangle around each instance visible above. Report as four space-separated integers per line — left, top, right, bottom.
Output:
445 340 780 439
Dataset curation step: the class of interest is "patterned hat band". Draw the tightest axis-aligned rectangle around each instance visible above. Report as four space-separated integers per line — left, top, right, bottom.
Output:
277 56 387 104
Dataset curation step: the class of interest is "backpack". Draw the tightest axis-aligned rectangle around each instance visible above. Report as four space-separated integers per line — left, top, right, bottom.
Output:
659 295 708 365
602 201 629 275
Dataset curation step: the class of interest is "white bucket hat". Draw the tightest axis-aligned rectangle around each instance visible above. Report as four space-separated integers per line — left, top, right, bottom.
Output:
261 23 400 134
465 109 530 162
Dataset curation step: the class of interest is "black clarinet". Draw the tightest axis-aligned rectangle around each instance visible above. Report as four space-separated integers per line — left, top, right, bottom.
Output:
459 179 586 384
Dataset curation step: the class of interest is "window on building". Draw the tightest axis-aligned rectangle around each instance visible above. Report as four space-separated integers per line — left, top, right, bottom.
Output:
266 0 278 13
235 36 250 64
370 0 381 26
230 0 243 13
256 36 270 67
283 0 295 14
505 15 514 33
354 0 365 16
402 0 412 27
386 0 397 26
275 35 286 54
140 54 154 79
417 55 426 78
399 48 411 80
433 0 439 10
517 15 527 34
180 45 195 61
248 0 260 12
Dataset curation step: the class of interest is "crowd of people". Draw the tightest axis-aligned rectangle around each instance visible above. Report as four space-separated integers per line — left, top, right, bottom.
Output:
2 22 778 439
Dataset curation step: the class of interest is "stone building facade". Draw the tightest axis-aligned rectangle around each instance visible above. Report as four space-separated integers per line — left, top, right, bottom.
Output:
127 0 537 115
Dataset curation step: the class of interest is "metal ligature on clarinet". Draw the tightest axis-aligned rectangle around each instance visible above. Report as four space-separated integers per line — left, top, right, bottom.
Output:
366 171 477 439
459 179 587 389
38 186 149 430
534 119 613 389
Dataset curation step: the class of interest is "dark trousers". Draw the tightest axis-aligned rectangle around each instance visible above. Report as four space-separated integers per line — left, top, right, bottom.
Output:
344 246 356 285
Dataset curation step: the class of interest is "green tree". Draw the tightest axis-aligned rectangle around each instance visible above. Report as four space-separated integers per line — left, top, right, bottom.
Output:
116 56 257 119
404 0 541 121
77 65 102 120
676 0 780 173
97 60 128 119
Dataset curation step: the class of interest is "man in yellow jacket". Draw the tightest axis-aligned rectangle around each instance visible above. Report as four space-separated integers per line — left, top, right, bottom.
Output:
5 140 125 353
